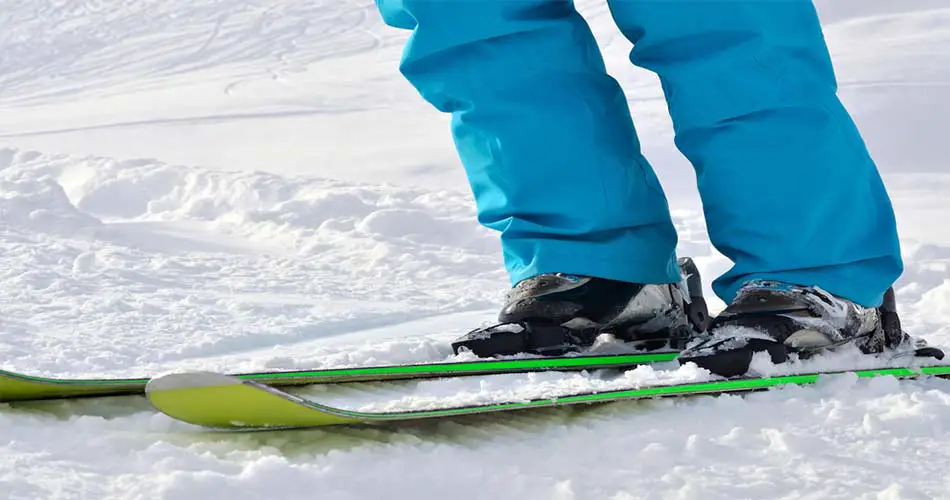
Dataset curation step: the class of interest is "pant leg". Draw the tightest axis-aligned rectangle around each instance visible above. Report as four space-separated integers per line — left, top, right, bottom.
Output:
375 0 681 286
606 0 902 306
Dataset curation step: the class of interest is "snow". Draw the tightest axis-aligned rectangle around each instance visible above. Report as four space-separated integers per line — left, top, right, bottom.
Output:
1 1 950 499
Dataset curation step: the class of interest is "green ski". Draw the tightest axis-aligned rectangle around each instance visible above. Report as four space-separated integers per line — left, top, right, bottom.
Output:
0 351 678 402
145 365 950 430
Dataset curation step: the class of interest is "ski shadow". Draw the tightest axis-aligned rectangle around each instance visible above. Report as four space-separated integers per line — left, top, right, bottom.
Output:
4 394 154 420
158 399 662 457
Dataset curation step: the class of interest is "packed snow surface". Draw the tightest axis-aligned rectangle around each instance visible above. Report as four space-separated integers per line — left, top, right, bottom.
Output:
2 1 950 499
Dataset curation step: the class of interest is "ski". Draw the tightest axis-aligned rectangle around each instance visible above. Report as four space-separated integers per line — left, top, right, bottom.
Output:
145 365 950 430
0 351 678 402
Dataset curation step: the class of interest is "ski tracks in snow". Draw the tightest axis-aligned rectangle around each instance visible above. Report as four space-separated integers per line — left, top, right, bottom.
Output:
0 0 395 107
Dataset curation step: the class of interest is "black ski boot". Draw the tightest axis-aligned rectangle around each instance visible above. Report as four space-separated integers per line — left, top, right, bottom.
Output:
679 281 944 377
452 258 710 357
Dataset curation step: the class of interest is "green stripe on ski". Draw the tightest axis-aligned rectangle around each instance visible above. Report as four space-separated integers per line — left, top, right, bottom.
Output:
145 365 950 429
0 352 677 402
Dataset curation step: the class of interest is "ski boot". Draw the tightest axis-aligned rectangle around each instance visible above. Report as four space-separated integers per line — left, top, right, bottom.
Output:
452 257 710 357
678 281 944 377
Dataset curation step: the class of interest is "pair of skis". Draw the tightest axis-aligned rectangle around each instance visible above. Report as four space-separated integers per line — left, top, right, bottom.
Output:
5 351 950 431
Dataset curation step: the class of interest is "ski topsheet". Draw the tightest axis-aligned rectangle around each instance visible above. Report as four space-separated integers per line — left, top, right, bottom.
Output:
146 365 950 430
0 351 679 402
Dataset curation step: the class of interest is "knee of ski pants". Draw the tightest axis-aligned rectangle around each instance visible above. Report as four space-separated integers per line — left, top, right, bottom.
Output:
375 0 417 29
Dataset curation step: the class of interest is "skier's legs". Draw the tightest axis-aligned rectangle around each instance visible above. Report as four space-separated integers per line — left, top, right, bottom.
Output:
375 0 681 286
607 0 902 307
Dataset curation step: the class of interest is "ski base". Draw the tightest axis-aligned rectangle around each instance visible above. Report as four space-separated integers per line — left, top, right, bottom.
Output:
146 365 950 430
0 351 678 402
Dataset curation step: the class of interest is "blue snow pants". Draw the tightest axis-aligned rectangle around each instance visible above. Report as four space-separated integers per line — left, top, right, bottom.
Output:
375 0 902 307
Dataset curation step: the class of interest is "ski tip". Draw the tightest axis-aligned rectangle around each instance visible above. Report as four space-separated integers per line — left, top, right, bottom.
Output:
146 371 242 393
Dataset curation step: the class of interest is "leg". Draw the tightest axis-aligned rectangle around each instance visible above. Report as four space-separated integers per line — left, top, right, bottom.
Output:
607 0 902 307
375 0 680 286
